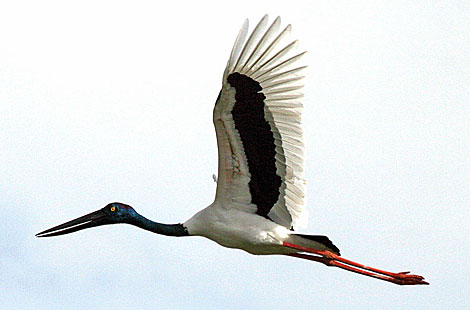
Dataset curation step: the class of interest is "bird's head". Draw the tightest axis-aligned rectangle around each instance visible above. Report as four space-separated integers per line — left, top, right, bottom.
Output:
36 202 137 237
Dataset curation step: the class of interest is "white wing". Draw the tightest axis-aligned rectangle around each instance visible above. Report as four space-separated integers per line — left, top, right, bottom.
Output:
213 15 307 229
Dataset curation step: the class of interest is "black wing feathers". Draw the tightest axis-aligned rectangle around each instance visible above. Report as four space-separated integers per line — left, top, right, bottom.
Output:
227 72 282 219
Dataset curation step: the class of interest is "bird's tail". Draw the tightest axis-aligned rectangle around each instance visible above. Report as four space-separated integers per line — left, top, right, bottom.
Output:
290 234 340 255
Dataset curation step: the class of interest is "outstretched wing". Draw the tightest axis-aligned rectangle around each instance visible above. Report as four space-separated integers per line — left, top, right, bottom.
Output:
213 15 307 229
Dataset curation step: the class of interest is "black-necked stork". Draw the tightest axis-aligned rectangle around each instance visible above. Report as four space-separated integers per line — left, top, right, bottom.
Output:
36 15 428 285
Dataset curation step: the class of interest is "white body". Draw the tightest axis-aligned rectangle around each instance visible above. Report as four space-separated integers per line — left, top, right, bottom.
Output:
184 202 294 255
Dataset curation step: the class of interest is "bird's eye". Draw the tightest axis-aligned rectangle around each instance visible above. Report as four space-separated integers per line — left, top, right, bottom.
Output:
110 206 116 212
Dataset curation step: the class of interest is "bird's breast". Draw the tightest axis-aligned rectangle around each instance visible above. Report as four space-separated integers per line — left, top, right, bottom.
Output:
183 204 292 255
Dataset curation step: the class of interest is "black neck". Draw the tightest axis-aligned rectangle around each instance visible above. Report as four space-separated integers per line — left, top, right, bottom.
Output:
132 214 189 237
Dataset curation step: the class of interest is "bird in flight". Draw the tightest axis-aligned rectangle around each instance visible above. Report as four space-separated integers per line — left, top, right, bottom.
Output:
37 15 428 285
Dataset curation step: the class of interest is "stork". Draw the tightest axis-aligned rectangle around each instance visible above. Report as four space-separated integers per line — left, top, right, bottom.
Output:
36 15 428 285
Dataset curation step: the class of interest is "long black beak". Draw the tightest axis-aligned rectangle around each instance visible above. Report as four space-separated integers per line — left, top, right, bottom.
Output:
36 209 109 237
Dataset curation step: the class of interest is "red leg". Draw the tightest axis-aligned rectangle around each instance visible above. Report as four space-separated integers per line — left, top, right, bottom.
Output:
284 242 428 285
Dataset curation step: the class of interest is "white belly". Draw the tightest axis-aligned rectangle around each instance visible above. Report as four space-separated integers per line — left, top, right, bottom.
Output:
183 203 293 255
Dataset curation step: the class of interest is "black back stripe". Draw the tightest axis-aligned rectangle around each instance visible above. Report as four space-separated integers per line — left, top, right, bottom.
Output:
227 72 282 219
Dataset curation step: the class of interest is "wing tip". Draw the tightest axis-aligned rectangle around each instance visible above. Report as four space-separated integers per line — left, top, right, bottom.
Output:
223 15 306 83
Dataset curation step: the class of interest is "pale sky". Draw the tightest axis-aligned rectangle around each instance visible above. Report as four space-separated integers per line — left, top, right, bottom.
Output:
1 1 469 309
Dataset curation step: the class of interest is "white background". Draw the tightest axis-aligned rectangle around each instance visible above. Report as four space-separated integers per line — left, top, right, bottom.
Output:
1 0 469 309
